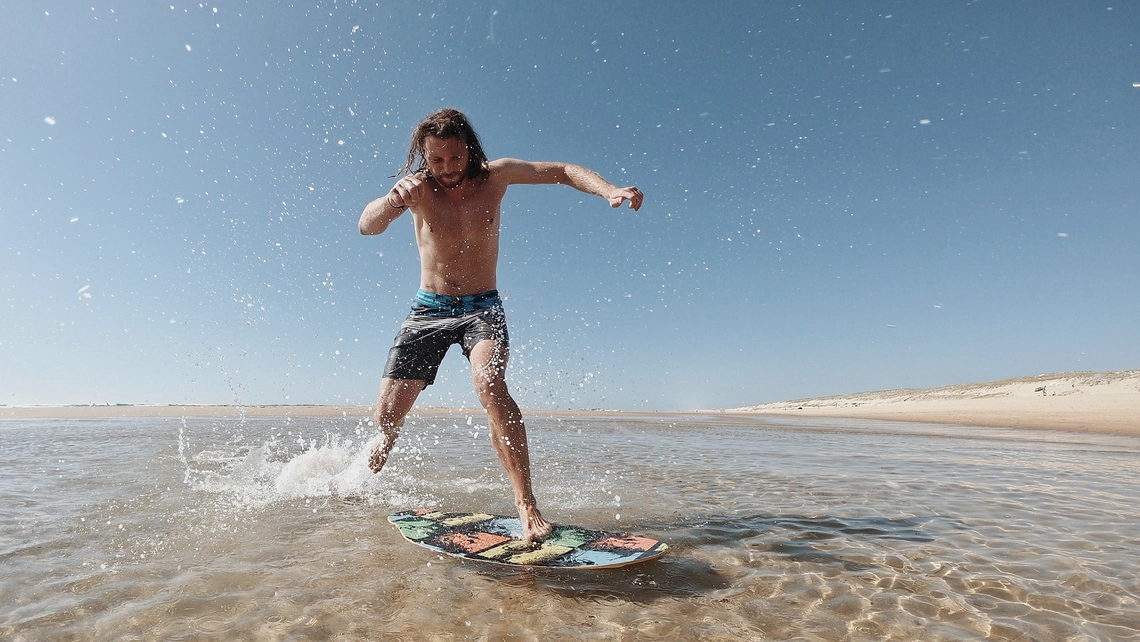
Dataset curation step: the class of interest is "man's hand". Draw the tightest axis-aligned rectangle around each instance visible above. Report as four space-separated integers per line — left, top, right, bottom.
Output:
607 186 644 211
388 171 430 210
360 171 431 235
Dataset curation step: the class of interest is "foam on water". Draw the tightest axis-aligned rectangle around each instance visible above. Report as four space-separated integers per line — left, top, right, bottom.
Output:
171 417 523 519
274 437 369 499
178 426 383 508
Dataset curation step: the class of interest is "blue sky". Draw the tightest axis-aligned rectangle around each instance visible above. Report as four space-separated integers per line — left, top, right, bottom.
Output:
3 1 1138 410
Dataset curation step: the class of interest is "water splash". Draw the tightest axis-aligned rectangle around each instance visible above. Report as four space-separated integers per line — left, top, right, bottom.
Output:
274 435 371 499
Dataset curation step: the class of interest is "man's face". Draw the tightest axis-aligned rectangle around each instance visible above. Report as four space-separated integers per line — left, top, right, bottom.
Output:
423 135 469 189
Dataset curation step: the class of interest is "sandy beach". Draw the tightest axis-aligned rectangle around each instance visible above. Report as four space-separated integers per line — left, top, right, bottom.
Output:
0 403 377 420
0 403 636 420
730 370 1140 436
4 369 1138 436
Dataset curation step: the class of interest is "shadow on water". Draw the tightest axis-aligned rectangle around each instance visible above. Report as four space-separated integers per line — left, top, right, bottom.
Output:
451 513 950 603
673 513 946 570
668 513 942 547
465 555 730 604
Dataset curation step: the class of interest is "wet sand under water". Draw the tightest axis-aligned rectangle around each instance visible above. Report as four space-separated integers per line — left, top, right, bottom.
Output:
2 413 1138 640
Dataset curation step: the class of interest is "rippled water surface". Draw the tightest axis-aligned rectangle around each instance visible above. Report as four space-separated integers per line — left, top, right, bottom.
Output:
2 413 1138 640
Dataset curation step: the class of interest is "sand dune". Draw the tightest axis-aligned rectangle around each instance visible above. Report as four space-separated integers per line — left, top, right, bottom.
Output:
731 370 1140 435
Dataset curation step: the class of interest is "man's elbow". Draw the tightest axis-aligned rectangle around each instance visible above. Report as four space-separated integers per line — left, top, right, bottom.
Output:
360 222 386 235
359 217 382 235
546 163 572 185
359 207 388 235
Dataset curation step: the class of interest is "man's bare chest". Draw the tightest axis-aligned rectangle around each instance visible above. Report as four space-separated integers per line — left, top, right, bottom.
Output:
416 188 503 238
419 203 498 237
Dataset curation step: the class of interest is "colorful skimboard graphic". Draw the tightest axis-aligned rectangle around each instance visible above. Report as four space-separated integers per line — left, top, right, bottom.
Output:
387 510 670 569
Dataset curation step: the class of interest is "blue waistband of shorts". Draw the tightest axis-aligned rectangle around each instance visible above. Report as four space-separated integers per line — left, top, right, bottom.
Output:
413 289 501 317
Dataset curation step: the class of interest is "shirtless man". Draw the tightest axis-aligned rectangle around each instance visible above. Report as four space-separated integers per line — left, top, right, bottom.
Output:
359 108 643 541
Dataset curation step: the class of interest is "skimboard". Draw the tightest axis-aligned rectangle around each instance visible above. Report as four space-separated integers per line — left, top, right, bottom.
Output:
388 509 669 569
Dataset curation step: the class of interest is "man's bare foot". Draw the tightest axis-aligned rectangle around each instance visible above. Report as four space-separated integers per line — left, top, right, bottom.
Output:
368 441 390 473
518 502 553 541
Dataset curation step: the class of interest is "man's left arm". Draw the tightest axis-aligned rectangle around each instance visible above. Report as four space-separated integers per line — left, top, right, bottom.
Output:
494 158 644 211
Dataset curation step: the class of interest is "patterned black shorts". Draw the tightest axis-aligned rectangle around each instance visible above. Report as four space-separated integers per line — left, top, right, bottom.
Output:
381 295 509 386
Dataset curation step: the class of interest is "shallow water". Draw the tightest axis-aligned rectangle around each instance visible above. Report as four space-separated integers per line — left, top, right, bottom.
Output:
2 413 1138 641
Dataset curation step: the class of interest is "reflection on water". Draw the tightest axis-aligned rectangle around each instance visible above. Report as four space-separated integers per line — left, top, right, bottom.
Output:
2 413 1138 640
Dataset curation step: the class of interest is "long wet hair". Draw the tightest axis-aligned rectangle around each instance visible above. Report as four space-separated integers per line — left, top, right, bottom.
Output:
396 108 491 182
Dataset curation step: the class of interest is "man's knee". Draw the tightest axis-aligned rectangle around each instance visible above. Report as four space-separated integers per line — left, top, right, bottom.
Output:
475 376 512 405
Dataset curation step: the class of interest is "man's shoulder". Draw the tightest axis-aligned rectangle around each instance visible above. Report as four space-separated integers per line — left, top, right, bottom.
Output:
487 158 557 186
479 158 519 187
487 157 529 173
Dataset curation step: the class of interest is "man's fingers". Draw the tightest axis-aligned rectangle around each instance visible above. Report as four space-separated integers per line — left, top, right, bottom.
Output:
617 187 642 211
393 187 411 208
392 175 428 207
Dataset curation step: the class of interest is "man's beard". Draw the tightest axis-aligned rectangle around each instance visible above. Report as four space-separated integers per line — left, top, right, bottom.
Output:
435 171 465 189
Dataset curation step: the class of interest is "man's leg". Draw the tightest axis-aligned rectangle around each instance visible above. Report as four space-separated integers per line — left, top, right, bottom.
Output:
369 377 424 473
469 339 553 541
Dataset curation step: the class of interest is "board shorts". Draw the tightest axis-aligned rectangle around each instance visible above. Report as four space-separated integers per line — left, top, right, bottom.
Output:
381 289 509 386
